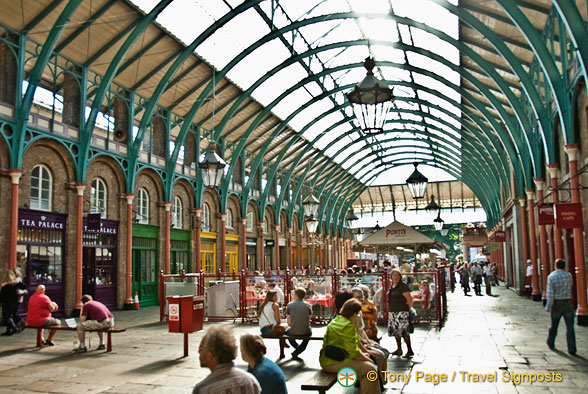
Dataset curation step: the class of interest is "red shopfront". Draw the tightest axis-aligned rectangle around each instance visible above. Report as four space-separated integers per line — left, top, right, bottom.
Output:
16 208 67 316
82 218 119 310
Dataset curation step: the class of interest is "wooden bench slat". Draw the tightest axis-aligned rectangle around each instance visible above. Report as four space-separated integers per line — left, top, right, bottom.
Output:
301 371 337 391
26 326 125 352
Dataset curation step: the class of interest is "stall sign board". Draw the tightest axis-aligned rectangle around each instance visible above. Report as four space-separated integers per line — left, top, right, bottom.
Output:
494 231 506 242
555 203 584 228
538 204 555 225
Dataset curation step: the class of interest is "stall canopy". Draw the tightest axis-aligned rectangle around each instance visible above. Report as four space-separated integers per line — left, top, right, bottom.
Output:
359 220 445 252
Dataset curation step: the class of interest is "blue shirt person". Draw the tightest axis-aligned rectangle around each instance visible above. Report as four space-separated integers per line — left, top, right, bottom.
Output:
240 334 287 394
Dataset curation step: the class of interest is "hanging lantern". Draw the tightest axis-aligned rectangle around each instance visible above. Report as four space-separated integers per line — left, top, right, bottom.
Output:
433 212 444 231
199 142 226 188
425 195 441 220
303 191 320 218
346 57 393 134
305 216 319 234
346 209 359 227
406 162 428 199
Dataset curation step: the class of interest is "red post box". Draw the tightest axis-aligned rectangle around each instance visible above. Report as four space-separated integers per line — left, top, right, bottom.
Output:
166 295 205 357
166 295 205 333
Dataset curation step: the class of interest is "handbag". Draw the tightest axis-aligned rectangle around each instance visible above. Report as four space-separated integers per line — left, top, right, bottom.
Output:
323 328 348 361
273 324 286 336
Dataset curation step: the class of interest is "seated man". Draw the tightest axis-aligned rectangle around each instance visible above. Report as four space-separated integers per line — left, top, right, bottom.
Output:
193 326 261 394
26 285 60 345
285 287 312 359
74 295 114 352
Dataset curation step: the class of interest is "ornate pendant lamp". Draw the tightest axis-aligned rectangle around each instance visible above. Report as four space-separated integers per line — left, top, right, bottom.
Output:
199 142 226 188
406 162 428 199
433 212 444 231
346 57 393 134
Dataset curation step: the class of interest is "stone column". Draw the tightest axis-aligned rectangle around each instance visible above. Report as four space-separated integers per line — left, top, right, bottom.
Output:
75 184 86 311
8 170 21 270
219 213 226 273
526 189 541 301
288 227 293 270
241 217 247 271
259 222 265 271
518 196 530 264
547 165 564 259
535 179 550 303
125 194 134 308
463 243 469 262
194 209 202 272
274 224 280 270
564 144 588 325
164 201 171 274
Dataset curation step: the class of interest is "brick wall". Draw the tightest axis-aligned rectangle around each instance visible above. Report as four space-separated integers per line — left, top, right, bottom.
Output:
0 34 17 105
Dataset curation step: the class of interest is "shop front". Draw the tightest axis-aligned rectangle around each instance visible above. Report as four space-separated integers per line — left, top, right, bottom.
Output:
132 224 159 307
201 231 217 273
171 228 190 274
225 234 239 273
82 217 119 310
246 237 257 271
17 208 67 315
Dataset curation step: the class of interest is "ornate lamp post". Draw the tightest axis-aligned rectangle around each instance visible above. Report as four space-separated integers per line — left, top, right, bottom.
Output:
199 142 226 188
425 195 441 220
346 209 359 228
406 162 428 199
303 191 320 268
346 57 393 134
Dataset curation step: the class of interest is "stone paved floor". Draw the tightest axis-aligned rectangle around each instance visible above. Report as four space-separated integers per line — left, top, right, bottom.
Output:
0 283 586 394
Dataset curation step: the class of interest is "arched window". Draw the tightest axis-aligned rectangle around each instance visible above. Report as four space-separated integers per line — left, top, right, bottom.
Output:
202 203 210 232
137 188 149 224
30 164 52 211
263 217 269 234
246 211 253 231
172 196 183 228
226 209 233 229
90 178 107 218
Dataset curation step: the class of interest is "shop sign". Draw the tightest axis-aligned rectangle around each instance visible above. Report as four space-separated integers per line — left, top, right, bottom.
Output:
18 209 67 229
265 240 275 247
87 213 101 231
83 217 118 234
538 203 555 225
555 203 584 228
494 230 506 242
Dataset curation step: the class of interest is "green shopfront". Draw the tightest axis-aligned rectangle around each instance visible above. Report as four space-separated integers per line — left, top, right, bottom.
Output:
132 224 159 307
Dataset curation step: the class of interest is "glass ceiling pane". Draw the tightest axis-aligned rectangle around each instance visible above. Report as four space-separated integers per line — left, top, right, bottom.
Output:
130 0 462 186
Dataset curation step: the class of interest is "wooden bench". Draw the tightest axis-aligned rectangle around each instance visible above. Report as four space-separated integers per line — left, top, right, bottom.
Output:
301 371 337 394
26 325 126 352
261 335 324 358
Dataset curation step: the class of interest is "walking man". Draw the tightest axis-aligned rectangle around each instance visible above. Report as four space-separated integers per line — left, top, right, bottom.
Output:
285 287 312 359
483 263 493 296
545 259 576 355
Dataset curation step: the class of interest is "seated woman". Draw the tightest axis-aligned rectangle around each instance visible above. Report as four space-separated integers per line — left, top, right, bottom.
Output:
353 286 379 341
413 281 431 310
319 298 380 394
240 334 287 394
258 290 281 336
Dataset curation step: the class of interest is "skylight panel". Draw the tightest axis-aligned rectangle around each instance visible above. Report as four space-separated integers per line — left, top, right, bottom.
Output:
226 39 291 93
392 0 458 39
357 17 399 43
371 45 408 66
272 88 313 123
254 62 308 107
303 111 346 143
349 0 391 14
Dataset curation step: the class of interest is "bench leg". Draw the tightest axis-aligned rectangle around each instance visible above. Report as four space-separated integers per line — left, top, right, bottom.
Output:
107 332 112 352
279 338 286 359
36 329 43 347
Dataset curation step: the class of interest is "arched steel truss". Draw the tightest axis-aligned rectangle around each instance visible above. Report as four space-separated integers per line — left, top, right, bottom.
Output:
0 0 586 235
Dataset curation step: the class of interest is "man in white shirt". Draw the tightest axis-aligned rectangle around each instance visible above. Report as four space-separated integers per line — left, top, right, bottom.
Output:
268 282 284 305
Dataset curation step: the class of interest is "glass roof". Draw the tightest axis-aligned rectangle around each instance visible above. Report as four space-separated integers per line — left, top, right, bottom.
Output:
132 0 461 185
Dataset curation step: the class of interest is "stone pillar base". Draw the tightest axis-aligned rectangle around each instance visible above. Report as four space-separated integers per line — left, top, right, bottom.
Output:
124 303 134 310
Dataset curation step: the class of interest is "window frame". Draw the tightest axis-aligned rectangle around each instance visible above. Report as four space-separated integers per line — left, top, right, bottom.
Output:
137 188 150 224
172 196 183 229
90 178 108 218
202 203 210 232
30 164 53 211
